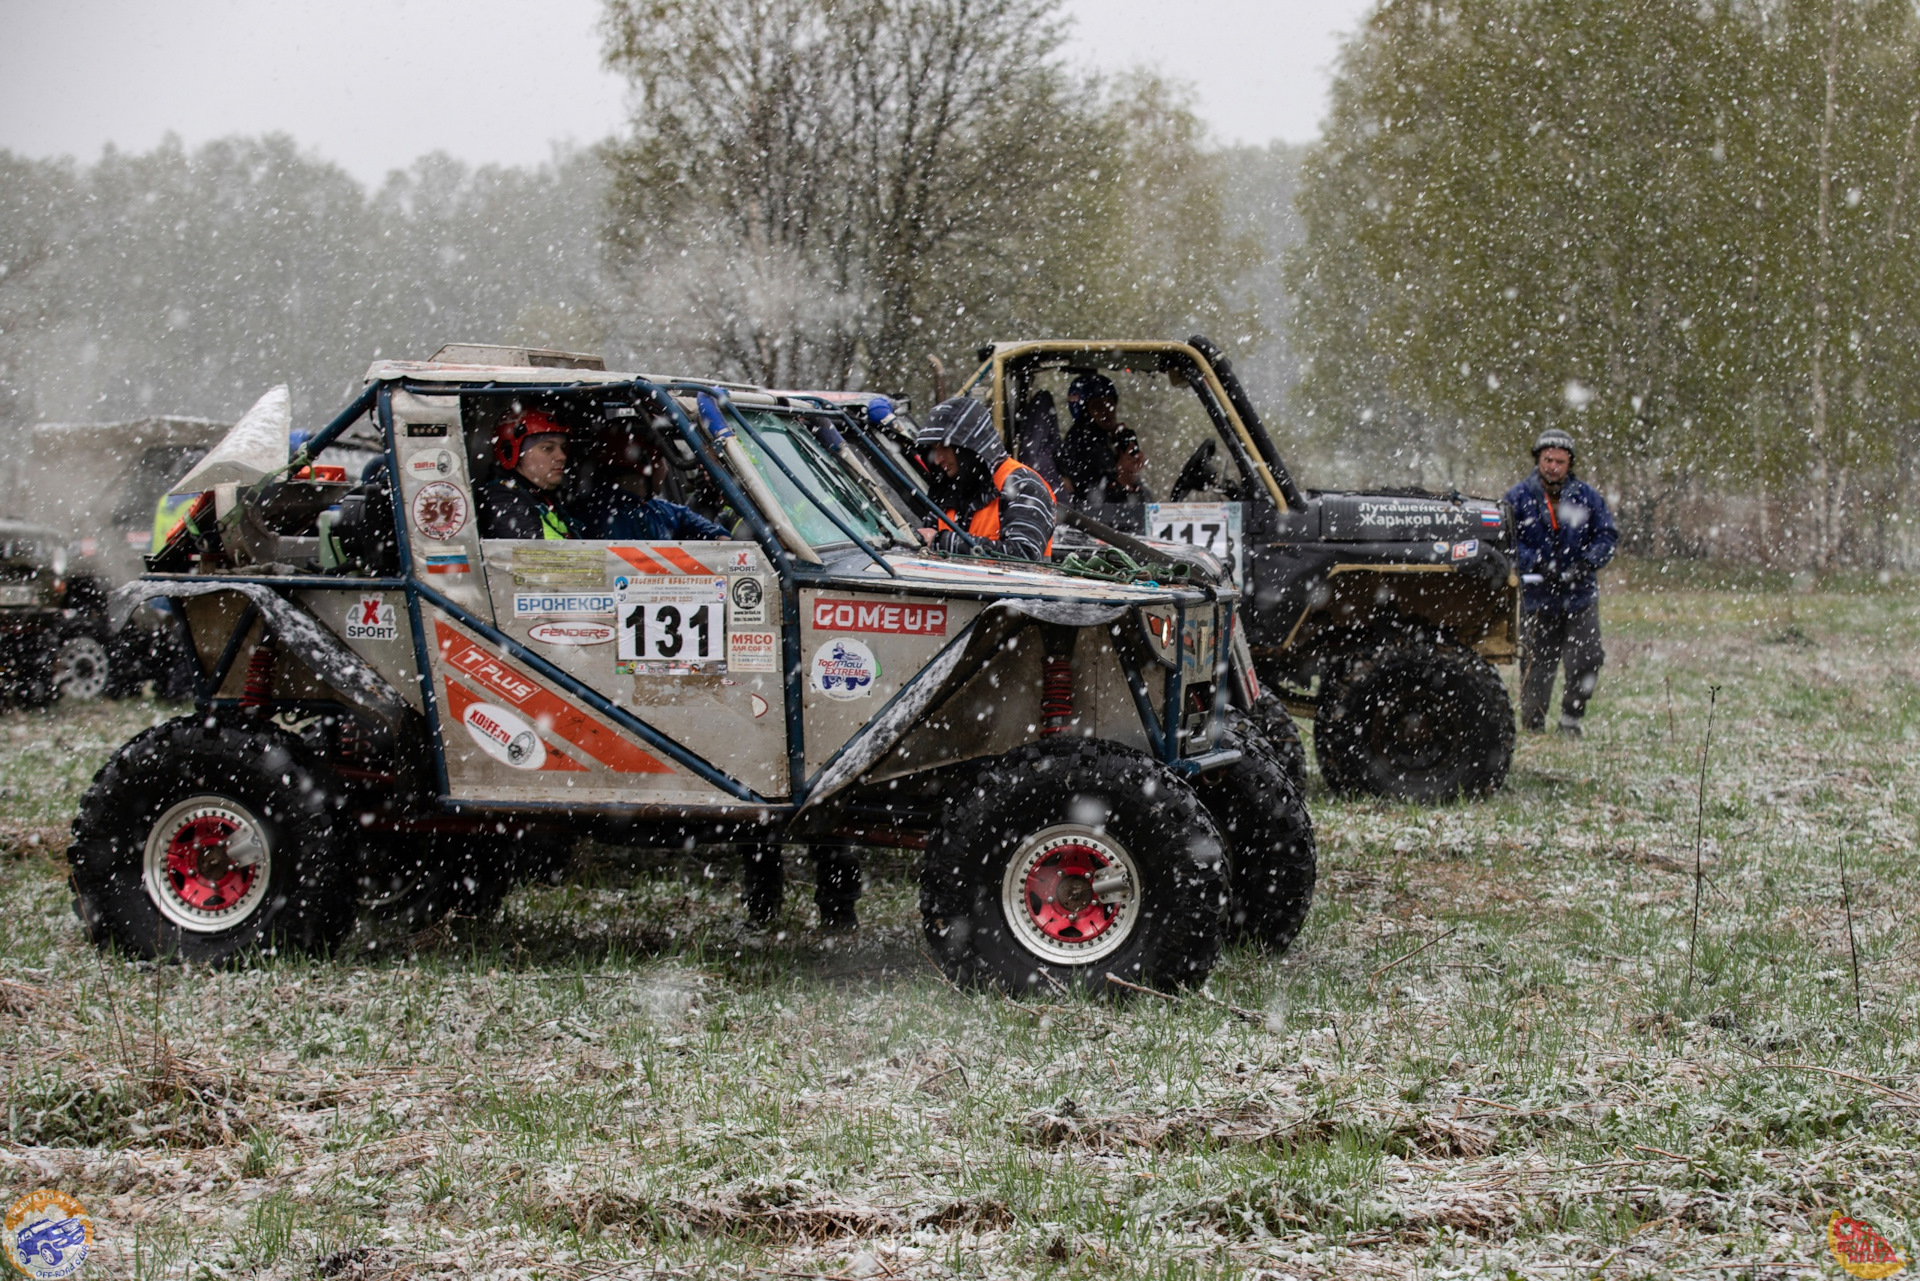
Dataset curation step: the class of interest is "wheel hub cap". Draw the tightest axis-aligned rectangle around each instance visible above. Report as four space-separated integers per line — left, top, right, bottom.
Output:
144 799 272 932
1002 827 1140 967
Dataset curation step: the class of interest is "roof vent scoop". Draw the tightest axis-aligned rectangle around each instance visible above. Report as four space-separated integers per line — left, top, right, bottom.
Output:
426 343 606 371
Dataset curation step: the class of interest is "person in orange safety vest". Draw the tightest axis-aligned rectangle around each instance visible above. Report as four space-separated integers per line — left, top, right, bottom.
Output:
911 397 1056 560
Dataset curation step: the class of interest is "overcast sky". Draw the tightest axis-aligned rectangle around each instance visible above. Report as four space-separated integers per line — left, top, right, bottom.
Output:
0 0 1374 184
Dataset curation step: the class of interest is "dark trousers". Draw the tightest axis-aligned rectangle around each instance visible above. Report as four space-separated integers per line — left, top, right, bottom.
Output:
1520 604 1604 730
740 845 862 925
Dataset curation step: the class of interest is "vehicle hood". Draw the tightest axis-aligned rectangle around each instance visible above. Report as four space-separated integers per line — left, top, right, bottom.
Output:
827 548 1224 608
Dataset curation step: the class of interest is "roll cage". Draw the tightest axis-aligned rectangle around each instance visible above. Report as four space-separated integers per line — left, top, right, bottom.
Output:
127 367 1240 836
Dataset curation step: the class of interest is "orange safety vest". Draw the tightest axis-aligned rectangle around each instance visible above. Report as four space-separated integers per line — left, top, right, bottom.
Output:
948 458 1055 555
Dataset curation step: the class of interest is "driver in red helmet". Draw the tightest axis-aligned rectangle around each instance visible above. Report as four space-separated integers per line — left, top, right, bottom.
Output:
478 408 575 539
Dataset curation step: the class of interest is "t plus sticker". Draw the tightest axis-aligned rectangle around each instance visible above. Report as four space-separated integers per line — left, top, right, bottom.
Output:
810 638 879 700
411 480 469 540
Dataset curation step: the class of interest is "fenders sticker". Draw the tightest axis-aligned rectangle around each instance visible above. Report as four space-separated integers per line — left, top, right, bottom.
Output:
810 638 878 700
529 621 615 646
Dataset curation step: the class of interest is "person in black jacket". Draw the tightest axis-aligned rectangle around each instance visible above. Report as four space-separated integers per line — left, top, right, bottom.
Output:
1056 371 1123 506
912 397 1056 559
1504 428 1619 736
477 409 575 539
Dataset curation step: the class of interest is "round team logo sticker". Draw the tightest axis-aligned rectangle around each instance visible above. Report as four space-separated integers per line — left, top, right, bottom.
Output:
6 1190 93 1279
462 701 547 770
1829 1211 1908 1279
810 638 879 700
410 480 469 540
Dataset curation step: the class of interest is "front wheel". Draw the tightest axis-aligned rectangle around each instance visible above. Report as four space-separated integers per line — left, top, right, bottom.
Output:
69 719 356 964
921 739 1224 997
1315 644 1514 801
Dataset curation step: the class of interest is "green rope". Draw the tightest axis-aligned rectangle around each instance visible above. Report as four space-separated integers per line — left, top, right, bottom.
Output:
1054 545 1193 586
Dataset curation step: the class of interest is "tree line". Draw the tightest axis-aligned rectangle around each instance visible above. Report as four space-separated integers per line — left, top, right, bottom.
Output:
6 0 1913 567
1286 0 1920 567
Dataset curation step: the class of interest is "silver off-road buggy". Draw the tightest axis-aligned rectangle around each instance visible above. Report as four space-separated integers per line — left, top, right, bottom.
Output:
71 348 1313 995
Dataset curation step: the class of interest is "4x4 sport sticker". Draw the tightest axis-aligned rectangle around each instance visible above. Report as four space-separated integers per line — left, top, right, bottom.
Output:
434 621 670 774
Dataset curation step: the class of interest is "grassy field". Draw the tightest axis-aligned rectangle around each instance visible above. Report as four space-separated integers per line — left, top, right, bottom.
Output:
2 568 1917 1280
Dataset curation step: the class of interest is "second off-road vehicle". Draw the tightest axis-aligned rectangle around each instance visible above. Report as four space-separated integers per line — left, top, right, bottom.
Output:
928 338 1520 801
73 348 1315 995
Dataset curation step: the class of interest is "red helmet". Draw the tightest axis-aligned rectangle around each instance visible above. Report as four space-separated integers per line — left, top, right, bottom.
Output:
492 409 567 471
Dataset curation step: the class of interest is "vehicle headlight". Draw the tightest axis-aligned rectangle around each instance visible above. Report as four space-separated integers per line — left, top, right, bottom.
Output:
50 546 68 577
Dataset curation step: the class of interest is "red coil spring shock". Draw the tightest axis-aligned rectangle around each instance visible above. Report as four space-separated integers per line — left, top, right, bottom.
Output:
1040 655 1075 736
240 647 276 707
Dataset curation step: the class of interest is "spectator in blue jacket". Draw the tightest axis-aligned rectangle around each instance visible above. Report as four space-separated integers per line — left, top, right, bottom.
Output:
1505 428 1618 737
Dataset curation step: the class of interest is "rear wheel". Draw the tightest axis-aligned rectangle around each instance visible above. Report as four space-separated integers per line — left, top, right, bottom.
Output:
52 634 111 701
1315 644 1514 801
69 718 355 964
1193 732 1316 950
921 739 1223 997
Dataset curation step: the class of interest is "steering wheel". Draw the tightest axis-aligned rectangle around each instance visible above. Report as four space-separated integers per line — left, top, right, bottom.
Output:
1168 438 1219 502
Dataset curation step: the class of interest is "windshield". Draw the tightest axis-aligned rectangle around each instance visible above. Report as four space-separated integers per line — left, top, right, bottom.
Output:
731 408 902 550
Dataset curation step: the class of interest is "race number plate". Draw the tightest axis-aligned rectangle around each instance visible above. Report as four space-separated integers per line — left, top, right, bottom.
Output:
1145 502 1244 585
614 575 729 675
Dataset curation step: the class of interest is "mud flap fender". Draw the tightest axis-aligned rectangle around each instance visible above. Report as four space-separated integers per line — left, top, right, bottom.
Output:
109 580 409 729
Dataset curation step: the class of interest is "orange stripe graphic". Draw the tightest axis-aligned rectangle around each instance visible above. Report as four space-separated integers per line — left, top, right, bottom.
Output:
610 545 675 575
657 546 711 575
434 621 672 775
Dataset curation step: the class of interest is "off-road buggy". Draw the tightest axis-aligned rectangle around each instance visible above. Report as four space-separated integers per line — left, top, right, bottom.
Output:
0 415 235 700
944 338 1520 802
0 517 114 705
72 347 1314 996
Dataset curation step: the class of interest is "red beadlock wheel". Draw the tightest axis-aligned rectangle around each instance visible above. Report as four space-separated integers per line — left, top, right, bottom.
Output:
143 797 272 933
1000 825 1140 966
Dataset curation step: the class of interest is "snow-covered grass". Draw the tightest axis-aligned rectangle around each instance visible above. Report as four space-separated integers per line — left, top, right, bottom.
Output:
2 570 1917 1279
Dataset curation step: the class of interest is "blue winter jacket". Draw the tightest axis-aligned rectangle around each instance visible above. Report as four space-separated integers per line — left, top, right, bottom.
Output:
1503 471 1618 614
577 485 730 542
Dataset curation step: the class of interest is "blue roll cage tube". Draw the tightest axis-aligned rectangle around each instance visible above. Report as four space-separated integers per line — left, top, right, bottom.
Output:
211 371 1226 818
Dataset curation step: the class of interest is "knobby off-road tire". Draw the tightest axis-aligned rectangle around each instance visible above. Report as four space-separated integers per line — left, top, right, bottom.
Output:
1315 644 1514 802
1242 692 1308 794
921 739 1224 997
69 717 356 964
1193 731 1317 951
